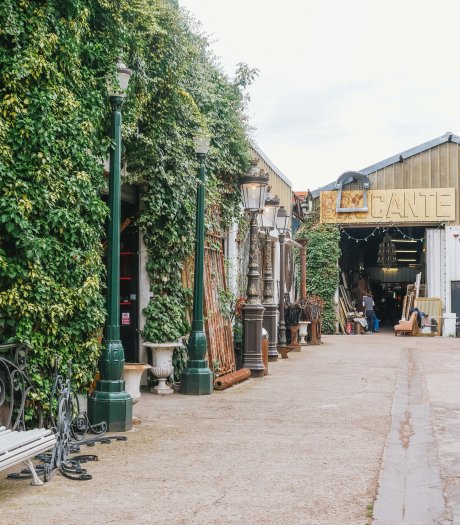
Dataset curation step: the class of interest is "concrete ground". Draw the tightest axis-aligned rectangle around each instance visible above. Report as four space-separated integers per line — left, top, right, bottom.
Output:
0 333 459 525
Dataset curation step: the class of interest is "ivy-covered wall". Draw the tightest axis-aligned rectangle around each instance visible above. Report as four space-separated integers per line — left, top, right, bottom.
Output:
0 0 252 404
296 220 340 334
123 4 253 343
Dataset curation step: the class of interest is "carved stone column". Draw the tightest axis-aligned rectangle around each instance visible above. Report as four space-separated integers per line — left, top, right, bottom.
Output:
262 231 278 361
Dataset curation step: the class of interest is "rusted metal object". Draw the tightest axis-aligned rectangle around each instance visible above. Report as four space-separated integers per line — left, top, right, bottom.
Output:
278 345 292 359
204 231 236 377
289 325 302 352
262 333 268 376
309 319 322 345
214 368 251 390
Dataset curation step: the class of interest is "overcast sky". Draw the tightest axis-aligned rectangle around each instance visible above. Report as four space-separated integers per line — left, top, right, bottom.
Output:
180 0 460 191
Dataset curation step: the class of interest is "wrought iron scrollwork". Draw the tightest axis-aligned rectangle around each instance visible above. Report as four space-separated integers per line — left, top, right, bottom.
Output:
5 351 127 483
0 343 40 431
335 171 371 213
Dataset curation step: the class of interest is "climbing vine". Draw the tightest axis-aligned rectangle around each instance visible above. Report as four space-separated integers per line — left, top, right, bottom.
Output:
124 5 253 343
0 0 252 408
0 0 112 406
295 219 340 334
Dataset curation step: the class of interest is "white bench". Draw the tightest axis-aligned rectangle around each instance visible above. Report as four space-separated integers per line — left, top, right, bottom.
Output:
0 426 57 485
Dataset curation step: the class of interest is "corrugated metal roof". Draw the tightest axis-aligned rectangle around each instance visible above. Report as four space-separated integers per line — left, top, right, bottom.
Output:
311 132 460 197
250 141 293 188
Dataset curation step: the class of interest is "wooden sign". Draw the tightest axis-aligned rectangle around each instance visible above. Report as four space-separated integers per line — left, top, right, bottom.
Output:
320 188 456 224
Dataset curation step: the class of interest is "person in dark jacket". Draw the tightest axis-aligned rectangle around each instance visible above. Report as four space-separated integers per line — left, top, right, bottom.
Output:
363 293 375 333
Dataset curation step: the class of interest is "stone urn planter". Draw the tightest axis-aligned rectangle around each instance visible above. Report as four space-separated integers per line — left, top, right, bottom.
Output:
143 342 183 395
123 363 151 405
298 321 310 346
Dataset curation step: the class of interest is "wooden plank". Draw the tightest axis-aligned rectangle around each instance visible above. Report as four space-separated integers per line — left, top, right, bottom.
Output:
204 229 236 378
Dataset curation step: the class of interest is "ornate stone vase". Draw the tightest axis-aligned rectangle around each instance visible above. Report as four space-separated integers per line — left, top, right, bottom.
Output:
123 363 151 405
298 321 310 345
143 342 183 395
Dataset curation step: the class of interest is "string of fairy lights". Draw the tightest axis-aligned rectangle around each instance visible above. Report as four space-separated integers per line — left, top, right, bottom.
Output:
339 222 446 243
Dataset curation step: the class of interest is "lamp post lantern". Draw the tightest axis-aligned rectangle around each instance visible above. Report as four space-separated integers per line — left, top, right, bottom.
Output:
181 132 214 395
276 206 290 350
239 160 269 377
260 194 280 362
88 59 133 431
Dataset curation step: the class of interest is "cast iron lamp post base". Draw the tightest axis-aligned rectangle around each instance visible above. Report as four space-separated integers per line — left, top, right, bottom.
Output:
263 303 279 361
88 341 132 432
242 303 265 377
181 330 213 395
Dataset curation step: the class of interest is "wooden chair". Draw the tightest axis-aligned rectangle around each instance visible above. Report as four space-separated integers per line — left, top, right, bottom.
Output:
394 312 419 336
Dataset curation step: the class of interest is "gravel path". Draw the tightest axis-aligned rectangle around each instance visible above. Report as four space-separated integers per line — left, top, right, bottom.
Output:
1 333 457 525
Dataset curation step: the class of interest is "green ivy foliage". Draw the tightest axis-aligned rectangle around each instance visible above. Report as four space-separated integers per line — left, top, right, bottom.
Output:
123 4 252 342
0 0 111 403
296 220 340 334
0 0 252 409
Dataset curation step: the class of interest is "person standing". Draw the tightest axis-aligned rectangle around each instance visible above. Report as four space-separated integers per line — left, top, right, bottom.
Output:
363 293 375 333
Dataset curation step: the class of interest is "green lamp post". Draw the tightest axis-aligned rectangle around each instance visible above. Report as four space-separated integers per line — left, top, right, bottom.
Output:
181 133 214 395
88 59 133 431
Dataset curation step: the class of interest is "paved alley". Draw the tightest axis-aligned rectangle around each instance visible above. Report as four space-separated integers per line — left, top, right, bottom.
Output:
1 334 459 525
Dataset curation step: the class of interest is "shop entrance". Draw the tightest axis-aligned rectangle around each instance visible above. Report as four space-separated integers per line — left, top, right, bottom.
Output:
102 195 140 363
339 226 425 328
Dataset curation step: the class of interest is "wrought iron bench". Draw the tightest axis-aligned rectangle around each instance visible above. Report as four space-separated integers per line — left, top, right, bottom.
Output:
0 426 56 485
0 343 57 485
0 343 125 484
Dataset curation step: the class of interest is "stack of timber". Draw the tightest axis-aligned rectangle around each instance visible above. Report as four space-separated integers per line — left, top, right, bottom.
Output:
402 273 426 320
204 231 236 378
338 273 363 334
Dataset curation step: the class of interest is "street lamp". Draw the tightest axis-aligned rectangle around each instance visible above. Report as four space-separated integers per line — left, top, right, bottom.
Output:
276 206 290 350
88 59 133 431
239 160 269 377
181 132 213 395
260 194 280 362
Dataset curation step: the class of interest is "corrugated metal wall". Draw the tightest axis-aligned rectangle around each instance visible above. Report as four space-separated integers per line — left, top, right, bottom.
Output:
253 154 292 211
445 226 460 313
344 142 460 225
426 228 446 309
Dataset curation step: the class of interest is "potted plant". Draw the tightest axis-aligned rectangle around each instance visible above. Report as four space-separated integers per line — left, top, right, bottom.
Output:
141 294 191 394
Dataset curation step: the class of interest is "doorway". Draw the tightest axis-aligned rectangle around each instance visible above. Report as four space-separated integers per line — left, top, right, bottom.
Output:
339 226 425 327
451 281 460 331
102 195 140 363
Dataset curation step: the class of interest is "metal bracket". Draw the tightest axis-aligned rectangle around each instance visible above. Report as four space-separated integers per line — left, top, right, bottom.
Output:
335 171 370 213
